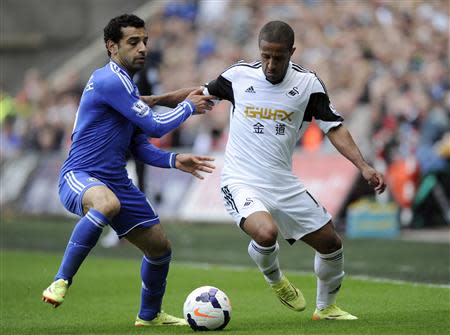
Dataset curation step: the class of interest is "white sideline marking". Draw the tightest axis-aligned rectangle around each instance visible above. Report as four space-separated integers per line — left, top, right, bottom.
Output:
175 261 450 289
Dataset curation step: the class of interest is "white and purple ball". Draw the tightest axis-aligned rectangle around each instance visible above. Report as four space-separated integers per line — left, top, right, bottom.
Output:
183 286 232 331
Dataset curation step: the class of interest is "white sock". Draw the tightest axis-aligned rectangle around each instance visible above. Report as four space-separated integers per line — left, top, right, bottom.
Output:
314 247 344 310
248 240 282 284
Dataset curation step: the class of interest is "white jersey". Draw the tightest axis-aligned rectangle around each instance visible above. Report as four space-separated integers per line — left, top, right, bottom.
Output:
205 61 343 189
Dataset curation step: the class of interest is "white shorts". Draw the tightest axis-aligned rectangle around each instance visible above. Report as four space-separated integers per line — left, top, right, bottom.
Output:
220 183 332 243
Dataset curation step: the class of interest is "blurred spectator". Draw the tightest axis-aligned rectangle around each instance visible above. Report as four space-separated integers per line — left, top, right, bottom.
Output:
164 0 198 23
0 114 22 159
0 90 16 123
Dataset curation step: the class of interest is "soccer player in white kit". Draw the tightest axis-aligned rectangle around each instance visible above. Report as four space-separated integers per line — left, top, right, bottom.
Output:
204 21 386 320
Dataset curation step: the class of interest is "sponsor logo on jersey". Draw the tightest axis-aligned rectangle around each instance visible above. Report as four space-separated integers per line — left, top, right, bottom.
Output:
253 122 264 134
245 86 256 93
244 106 293 122
243 198 254 207
275 123 286 135
286 86 299 98
132 100 150 117
87 177 99 182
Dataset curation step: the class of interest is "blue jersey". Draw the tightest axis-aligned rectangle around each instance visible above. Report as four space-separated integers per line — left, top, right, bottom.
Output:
60 60 195 182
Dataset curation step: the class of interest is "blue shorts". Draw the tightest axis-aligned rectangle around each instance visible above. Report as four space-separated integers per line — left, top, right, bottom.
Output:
59 171 160 237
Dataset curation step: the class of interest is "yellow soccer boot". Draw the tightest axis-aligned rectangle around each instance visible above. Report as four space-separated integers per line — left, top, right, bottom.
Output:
271 275 306 311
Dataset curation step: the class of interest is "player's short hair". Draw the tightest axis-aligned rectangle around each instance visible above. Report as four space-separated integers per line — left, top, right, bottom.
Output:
103 14 145 56
258 21 294 51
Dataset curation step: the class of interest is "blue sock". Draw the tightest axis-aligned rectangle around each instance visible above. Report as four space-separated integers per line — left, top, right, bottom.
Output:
55 208 110 285
138 251 172 321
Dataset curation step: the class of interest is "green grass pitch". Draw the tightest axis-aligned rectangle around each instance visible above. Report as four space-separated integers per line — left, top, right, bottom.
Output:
1 250 449 335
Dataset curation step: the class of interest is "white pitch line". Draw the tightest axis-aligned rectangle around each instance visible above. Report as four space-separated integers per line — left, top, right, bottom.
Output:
174 261 450 289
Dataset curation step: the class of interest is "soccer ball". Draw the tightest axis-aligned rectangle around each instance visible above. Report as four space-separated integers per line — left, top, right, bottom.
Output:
183 286 232 331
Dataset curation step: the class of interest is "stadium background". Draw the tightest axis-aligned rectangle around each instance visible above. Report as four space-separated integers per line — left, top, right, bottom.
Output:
1 0 449 290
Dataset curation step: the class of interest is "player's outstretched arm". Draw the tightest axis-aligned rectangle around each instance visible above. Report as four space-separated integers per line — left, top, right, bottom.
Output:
130 132 215 179
175 154 215 180
131 132 178 168
141 86 214 116
141 87 200 108
327 125 386 194
103 76 214 137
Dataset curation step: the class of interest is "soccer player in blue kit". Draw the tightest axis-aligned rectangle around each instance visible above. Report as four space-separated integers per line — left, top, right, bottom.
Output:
42 14 215 326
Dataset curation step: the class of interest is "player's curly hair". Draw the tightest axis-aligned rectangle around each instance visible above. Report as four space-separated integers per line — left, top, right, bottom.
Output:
103 14 145 56
258 21 294 51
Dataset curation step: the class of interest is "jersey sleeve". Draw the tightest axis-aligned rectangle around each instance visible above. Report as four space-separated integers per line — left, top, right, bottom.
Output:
204 63 243 105
99 76 195 138
205 75 234 105
304 76 343 133
130 131 176 168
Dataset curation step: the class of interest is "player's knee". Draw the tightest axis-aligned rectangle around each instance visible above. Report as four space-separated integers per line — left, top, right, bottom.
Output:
159 238 172 254
328 234 342 252
318 234 342 254
145 239 172 258
253 225 278 247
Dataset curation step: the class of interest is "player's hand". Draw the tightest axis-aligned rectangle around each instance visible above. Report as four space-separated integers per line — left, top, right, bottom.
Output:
140 95 157 107
175 154 215 179
185 87 215 114
361 165 386 194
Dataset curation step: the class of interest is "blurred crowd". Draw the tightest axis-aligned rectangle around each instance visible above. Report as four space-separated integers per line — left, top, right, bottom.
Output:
1 0 449 223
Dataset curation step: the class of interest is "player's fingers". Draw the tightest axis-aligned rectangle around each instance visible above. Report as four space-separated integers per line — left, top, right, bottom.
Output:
197 103 212 112
201 95 215 100
192 171 204 179
376 181 386 193
199 162 215 169
197 156 215 161
191 87 204 95
196 158 215 167
202 102 214 110
374 174 384 186
372 174 386 193
191 157 202 165
194 161 214 172
198 166 214 173
368 174 378 187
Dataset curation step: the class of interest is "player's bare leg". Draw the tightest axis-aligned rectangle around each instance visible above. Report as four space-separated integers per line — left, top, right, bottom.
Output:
126 225 187 326
242 211 306 311
301 221 357 320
